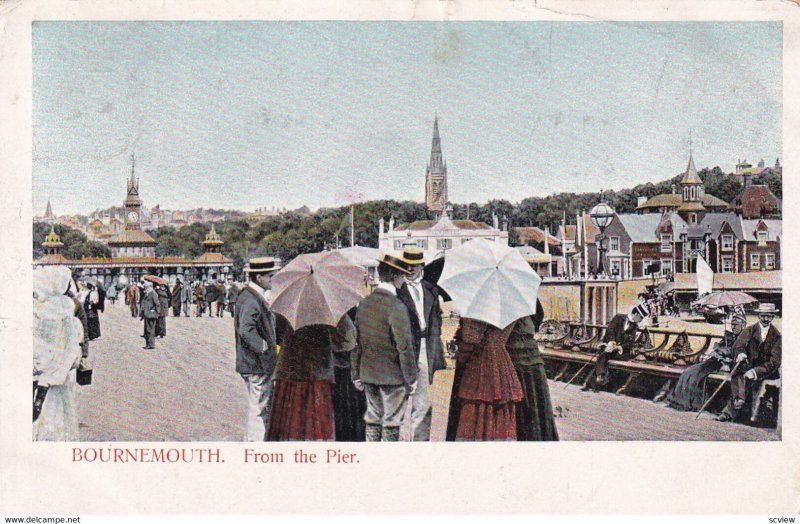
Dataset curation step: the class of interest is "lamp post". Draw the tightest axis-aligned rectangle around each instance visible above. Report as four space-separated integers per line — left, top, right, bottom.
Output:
589 193 615 276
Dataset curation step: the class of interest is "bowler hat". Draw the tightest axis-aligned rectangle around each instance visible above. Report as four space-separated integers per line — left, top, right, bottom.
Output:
378 253 412 275
754 303 779 314
244 256 281 273
399 246 425 266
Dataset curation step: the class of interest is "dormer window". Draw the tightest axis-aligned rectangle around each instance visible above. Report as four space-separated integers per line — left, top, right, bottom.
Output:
757 230 768 245
721 235 734 251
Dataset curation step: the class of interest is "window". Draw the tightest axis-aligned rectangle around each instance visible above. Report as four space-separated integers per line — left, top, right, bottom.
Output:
609 236 619 252
757 231 768 245
436 238 452 250
690 239 703 251
660 234 672 253
721 235 734 251
721 256 733 273
642 259 653 275
416 239 427 249
765 253 775 270
610 259 621 277
750 253 760 269
661 259 673 276
393 240 403 250
690 213 697 224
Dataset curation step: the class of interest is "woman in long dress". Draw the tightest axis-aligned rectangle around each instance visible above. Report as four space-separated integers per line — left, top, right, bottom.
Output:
331 310 366 441
83 282 101 341
666 313 745 411
506 307 559 441
445 318 524 441
268 314 358 441
33 266 83 441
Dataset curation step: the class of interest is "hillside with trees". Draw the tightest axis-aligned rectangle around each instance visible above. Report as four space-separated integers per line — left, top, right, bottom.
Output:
34 167 780 275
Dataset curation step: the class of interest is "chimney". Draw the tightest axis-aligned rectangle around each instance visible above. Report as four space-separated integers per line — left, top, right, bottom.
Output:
671 184 677 195
637 196 647 207
743 173 752 189
378 217 385 235
492 213 499 230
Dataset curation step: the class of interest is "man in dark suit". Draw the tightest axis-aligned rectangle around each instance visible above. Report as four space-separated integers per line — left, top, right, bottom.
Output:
396 247 445 441
717 303 782 422
583 303 647 392
352 254 418 442
205 278 219 318
235 257 281 441
155 283 170 337
139 281 162 349
170 279 183 317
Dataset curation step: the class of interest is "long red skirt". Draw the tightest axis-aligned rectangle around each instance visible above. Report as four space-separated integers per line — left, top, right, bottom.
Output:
268 380 334 441
448 320 524 441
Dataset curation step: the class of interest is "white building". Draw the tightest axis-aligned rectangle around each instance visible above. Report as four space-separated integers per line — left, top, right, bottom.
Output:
379 210 509 263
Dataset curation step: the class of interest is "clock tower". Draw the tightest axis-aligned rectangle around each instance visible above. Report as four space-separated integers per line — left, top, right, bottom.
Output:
124 153 143 229
108 154 158 258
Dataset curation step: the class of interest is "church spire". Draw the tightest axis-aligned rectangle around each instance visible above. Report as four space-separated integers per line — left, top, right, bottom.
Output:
425 116 448 214
45 198 53 219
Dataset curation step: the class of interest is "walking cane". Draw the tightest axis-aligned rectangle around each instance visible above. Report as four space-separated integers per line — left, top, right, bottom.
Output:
564 349 600 389
695 359 744 419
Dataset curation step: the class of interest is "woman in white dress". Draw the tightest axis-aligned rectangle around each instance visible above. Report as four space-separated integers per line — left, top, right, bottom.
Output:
33 266 83 441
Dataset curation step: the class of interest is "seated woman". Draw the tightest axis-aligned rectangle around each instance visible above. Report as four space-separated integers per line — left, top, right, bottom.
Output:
665 312 745 412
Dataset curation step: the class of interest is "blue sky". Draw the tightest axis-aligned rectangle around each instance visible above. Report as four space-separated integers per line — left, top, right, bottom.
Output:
33 21 781 215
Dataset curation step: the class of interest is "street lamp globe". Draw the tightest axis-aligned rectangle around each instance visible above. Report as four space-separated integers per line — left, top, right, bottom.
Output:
589 200 616 230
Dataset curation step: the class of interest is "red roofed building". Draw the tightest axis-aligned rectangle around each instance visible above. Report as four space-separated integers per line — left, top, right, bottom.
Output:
733 175 781 219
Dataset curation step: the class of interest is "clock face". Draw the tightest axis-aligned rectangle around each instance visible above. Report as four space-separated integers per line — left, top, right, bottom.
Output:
127 211 139 222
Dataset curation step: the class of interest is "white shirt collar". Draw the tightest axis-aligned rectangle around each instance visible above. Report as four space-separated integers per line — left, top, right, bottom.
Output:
759 323 771 339
376 282 397 296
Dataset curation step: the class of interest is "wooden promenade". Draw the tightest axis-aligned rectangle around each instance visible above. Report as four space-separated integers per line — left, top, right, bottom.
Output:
77 303 778 442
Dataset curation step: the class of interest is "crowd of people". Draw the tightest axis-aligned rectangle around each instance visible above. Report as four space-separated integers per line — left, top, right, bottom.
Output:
234 248 559 442
33 248 779 442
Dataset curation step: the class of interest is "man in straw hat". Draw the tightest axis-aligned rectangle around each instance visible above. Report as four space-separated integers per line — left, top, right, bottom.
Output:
235 256 281 441
396 246 446 441
716 303 781 423
352 254 418 442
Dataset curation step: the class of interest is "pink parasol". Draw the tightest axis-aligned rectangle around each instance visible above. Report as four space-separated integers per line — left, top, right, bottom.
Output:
270 251 367 330
694 290 757 308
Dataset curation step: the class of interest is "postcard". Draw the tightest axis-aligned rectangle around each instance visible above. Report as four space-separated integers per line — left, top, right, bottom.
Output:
2 0 799 516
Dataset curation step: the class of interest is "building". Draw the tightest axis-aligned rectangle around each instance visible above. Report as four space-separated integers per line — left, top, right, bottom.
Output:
38 199 56 224
34 157 233 285
108 160 158 258
618 212 687 278
379 209 509 263
424 117 448 215
733 169 781 219
636 153 730 222
740 219 781 272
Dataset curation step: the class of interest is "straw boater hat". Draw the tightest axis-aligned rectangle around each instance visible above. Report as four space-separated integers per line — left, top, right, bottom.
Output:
399 246 425 266
754 303 779 315
244 256 281 273
377 253 412 275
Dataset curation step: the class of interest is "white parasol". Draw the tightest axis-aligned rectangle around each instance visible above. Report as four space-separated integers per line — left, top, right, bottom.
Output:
438 238 542 329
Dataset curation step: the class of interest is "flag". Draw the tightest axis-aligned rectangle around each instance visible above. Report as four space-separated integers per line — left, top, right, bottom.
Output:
696 256 714 295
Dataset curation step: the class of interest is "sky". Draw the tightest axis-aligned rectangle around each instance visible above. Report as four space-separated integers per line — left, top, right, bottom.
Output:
32 21 782 215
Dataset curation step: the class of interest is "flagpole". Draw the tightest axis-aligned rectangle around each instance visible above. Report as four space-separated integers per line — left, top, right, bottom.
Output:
350 205 355 247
